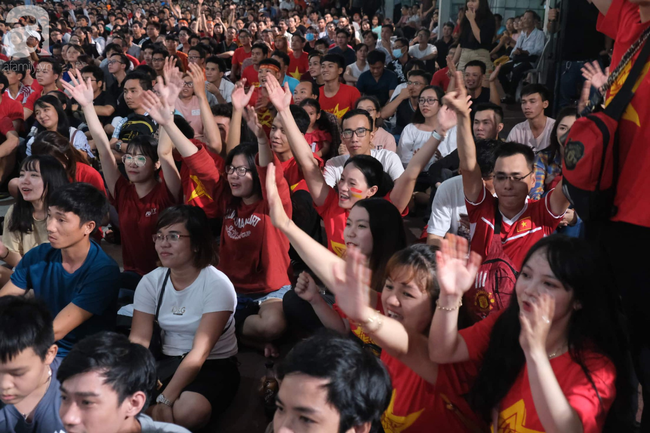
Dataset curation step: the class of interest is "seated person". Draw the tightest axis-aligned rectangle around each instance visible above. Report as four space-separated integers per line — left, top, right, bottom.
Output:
447 59 501 107
0 183 120 357
274 332 391 433
506 84 556 153
355 50 399 106
80 65 116 126
0 296 63 433
129 206 240 430
58 332 190 433
380 70 431 136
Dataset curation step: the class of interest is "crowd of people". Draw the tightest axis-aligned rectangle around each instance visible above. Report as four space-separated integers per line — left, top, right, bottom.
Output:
0 0 648 432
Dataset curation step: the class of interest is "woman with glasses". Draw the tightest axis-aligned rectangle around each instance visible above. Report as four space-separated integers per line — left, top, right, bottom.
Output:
62 70 182 287
130 205 240 430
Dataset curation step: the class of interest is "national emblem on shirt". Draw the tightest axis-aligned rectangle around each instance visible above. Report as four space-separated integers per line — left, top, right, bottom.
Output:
330 241 347 258
497 399 543 433
328 103 350 119
516 217 532 233
606 58 650 127
381 390 425 433
473 288 495 315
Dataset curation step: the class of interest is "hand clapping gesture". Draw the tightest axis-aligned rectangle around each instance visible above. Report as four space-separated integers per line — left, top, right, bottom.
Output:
231 79 255 112
263 73 292 113
435 235 482 305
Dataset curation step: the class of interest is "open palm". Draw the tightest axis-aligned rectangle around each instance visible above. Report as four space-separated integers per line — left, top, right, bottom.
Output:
60 69 94 107
332 246 373 323
231 80 254 111
264 74 292 112
435 235 482 298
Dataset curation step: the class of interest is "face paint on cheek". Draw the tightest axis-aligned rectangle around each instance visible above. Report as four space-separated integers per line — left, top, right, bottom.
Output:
350 187 364 199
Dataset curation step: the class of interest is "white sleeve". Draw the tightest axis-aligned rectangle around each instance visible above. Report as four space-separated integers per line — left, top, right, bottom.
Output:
397 126 414 166
506 124 518 143
223 82 234 103
427 180 454 237
439 126 457 158
323 159 343 187
133 271 161 315
383 151 406 180
202 268 237 314
430 45 437 55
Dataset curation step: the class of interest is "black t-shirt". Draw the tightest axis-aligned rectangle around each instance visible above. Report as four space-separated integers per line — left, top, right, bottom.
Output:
93 91 117 125
217 41 239 70
395 98 416 135
132 36 145 45
387 55 412 83
561 1 604 61
470 87 491 107
434 38 453 69
459 16 496 51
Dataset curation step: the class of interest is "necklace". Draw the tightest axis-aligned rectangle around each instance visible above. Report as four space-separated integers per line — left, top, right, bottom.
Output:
548 345 566 359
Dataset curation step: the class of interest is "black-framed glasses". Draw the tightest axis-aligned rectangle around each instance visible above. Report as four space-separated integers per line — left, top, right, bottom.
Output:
494 170 534 182
183 81 194 87
419 97 439 105
342 128 371 139
226 165 252 176
152 234 191 243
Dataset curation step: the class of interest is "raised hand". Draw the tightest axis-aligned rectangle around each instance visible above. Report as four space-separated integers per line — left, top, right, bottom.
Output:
519 292 556 357
435 234 482 302
437 105 458 134
581 61 609 92
446 55 457 76
294 272 320 303
60 69 94 108
332 246 374 323
442 71 472 117
159 58 183 107
489 64 502 82
266 163 291 230
231 79 254 112
188 62 206 96
141 90 174 126
264 73 292 113
465 8 476 21
243 105 263 138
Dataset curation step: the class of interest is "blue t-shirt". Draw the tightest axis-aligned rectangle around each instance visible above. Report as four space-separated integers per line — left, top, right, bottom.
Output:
282 75 300 94
328 46 357 66
356 69 399 106
11 241 120 357
0 358 64 433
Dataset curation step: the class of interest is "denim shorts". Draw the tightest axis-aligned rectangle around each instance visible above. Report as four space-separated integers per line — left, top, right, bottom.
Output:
234 285 291 333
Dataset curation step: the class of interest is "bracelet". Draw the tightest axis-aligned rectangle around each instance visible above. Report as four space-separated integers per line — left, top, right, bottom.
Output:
436 298 463 311
431 129 445 142
156 393 173 406
357 309 384 333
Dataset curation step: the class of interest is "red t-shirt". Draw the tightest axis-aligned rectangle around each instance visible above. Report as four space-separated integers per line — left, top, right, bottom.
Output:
319 84 361 119
241 65 260 87
431 67 451 91
109 176 178 275
75 162 106 196
232 47 252 69
183 146 292 294
288 51 309 80
332 296 383 356
280 153 323 192
175 140 225 219
304 129 332 153
0 94 24 123
0 117 15 137
598 0 650 227
460 312 617 433
466 185 564 270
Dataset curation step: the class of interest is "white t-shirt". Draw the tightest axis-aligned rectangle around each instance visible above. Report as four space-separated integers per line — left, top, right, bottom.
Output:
26 127 94 159
409 44 437 59
347 62 370 80
427 176 474 239
323 149 405 187
137 414 190 432
134 266 238 360
397 124 457 171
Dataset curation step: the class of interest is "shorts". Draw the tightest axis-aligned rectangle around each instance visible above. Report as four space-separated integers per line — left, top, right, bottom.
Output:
458 48 494 75
234 285 291 334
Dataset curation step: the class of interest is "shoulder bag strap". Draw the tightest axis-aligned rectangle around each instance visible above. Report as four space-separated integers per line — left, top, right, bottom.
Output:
155 269 172 321
605 36 650 121
493 202 502 236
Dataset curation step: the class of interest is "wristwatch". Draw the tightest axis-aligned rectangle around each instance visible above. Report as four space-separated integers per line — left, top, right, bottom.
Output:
156 394 172 406
430 129 445 141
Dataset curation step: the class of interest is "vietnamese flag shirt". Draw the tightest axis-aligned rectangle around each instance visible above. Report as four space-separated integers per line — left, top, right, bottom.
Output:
288 51 309 80
319 83 361 119
242 65 260 87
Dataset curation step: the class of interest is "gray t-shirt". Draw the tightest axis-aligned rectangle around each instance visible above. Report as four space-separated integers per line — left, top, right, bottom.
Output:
0 358 64 433
137 414 191 432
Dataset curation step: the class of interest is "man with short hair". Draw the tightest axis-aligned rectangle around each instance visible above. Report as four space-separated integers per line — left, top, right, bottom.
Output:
314 38 330 55
150 48 169 78
232 29 253 80
434 22 455 69
0 183 120 358
387 37 412 83
356 50 398 105
272 50 300 93
363 30 389 63
274 333 391 433
293 80 317 104
107 53 130 97
381 69 431 135
288 33 309 80
328 29 356 66
506 84 555 152
58 332 190 433
205 56 235 104
449 60 501 107
318 54 361 121
164 33 188 71
242 43 270 88
0 296 64 433
81 65 116 126
216 27 238 71
0 74 23 136
379 24 395 62
144 21 161 45
26 58 61 114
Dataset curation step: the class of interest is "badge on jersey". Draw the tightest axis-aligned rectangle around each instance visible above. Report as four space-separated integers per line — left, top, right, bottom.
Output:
516 217 532 233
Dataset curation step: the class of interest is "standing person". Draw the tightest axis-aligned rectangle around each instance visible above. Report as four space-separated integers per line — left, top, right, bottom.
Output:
590 0 650 427
453 0 496 74
0 296 64 433
129 206 239 430
506 84 555 153
205 56 235 104
319 54 361 120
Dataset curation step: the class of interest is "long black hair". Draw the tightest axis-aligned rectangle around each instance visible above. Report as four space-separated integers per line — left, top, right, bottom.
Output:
459 0 494 43
9 155 70 234
299 98 341 161
411 85 444 125
343 155 394 199
467 235 632 428
352 198 407 292
34 95 70 139
225 142 262 206
547 106 578 164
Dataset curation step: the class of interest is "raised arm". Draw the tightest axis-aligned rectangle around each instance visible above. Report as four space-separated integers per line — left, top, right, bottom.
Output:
61 70 120 197
390 106 458 213
226 80 254 156
155 120 182 202
428 235 482 364
488 65 502 106
445 71 483 202
188 63 223 154
243 106 273 167
591 0 612 15
265 74 331 207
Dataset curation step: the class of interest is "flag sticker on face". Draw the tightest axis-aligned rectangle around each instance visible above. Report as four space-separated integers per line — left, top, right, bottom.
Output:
517 217 532 233
350 187 364 199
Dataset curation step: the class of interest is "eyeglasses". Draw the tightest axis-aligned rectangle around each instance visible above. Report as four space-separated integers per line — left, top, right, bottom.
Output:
122 154 147 166
494 170 534 183
183 81 194 87
226 165 252 176
419 97 439 105
342 128 371 139
152 57 165 62
152 234 191 243
407 80 425 86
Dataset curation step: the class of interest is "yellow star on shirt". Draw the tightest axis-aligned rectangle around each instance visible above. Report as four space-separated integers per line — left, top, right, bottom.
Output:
289 67 302 80
605 60 650 128
328 103 350 119
187 174 213 202
330 240 347 258
381 390 424 433
496 399 543 433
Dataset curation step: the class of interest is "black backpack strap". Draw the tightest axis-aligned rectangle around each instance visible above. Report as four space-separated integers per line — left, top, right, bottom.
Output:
494 203 502 235
155 269 172 320
605 36 650 120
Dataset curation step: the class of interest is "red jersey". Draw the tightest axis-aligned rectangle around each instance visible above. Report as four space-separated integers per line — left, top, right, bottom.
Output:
75 162 106 196
460 312 617 433
0 117 14 137
466 185 564 270
0 94 24 123
598 0 650 227
304 129 332 153
280 153 323 192
183 146 292 294
333 296 383 356
232 47 252 69
288 51 309 80
319 84 361 119
175 140 225 219
109 176 178 275
431 67 451 91
241 65 260 87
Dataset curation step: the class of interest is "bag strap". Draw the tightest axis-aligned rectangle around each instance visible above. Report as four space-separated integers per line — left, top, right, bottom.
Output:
493 203 502 236
70 129 79 146
155 269 172 321
605 37 650 121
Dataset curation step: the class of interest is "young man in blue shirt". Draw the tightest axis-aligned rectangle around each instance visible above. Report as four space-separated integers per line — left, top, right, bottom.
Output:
0 183 120 358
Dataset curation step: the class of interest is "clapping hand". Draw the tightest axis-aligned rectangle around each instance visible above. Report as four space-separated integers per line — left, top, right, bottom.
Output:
264 73 292 113
231 79 255 112
60 69 94 108
435 235 482 304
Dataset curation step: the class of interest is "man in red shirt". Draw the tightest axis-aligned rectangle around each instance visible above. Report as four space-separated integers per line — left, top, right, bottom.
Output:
591 0 650 427
288 33 309 80
26 58 61 115
0 74 24 133
446 73 569 270
318 54 361 121
231 29 253 81
241 43 270 88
